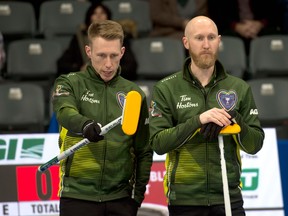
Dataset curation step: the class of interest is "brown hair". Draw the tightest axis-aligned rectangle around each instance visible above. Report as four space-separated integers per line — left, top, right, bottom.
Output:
87 20 124 45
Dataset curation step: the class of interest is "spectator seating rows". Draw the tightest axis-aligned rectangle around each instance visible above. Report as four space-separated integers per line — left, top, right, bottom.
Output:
249 34 288 78
131 37 186 80
103 0 152 37
218 35 247 78
247 78 288 139
1 0 288 134
39 0 91 51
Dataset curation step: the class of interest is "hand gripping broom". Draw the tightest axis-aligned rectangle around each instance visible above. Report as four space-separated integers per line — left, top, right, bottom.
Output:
38 90 142 172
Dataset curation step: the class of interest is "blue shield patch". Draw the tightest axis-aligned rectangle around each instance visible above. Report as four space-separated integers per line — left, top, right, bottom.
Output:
217 90 237 111
116 92 126 109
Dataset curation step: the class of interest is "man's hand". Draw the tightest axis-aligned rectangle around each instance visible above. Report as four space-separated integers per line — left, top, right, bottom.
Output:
199 108 231 126
199 109 237 141
82 121 104 142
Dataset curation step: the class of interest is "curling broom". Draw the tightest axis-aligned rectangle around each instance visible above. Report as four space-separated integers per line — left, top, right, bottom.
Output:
38 90 142 172
218 123 241 216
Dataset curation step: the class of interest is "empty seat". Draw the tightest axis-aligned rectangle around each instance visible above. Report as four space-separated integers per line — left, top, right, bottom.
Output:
247 78 288 139
7 39 62 79
39 0 91 50
249 35 288 78
218 36 247 79
0 1 36 36
103 0 152 37
0 82 46 133
131 37 186 79
6 38 62 114
0 1 36 50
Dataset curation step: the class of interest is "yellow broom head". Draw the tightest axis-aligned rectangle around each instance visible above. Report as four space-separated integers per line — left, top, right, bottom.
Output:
121 90 142 135
220 123 241 135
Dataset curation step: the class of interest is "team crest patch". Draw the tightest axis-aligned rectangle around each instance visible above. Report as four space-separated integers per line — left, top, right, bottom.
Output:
217 90 237 111
116 92 126 109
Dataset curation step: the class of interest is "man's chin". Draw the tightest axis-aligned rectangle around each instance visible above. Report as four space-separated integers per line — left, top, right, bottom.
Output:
198 60 215 69
101 74 114 82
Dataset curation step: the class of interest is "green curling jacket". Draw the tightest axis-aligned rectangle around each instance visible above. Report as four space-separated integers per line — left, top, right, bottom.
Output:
52 65 153 205
149 58 264 206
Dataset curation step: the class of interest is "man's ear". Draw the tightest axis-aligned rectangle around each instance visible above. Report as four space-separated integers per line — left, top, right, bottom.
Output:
85 45 91 58
182 36 189 49
120 46 125 58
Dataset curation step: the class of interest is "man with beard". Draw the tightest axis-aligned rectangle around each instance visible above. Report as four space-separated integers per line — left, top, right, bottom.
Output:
149 16 264 216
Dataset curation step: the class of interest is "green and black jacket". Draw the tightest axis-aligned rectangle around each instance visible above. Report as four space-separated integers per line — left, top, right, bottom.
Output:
52 65 153 205
149 58 264 206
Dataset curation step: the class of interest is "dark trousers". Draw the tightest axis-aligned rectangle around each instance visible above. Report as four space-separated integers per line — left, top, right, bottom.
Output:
60 197 138 216
168 200 245 216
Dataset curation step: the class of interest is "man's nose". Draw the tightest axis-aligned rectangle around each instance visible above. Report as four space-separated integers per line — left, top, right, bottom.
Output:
104 57 112 67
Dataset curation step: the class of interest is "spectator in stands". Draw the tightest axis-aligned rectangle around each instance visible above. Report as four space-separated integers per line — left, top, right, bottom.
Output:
57 2 138 80
206 0 283 55
281 0 288 34
149 0 207 40
0 32 6 75
177 0 208 19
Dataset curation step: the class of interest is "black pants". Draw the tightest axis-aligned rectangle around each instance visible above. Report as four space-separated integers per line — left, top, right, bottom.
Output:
168 200 245 216
60 197 138 216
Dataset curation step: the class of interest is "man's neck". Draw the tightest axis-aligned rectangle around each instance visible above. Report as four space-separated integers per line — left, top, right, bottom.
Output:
190 63 215 87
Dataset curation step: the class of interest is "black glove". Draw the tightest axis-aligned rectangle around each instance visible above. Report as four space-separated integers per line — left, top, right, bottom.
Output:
82 121 104 142
200 122 223 141
200 110 237 141
228 110 236 124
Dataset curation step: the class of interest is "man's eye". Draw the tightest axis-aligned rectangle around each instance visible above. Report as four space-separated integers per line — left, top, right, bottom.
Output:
98 54 106 58
111 54 118 59
208 35 216 40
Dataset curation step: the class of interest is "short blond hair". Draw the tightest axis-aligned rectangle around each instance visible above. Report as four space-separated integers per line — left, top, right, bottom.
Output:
87 20 124 45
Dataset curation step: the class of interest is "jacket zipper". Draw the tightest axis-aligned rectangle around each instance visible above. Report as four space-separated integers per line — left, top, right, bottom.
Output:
202 86 211 206
204 80 219 206
98 84 109 202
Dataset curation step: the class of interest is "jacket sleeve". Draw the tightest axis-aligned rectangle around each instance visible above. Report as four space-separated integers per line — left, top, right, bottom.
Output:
52 74 90 134
133 93 153 205
149 84 202 155
234 86 265 154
